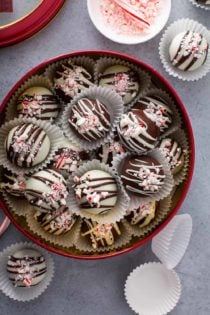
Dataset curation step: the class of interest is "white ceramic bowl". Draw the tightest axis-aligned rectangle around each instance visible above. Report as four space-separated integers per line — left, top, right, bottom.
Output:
87 0 171 44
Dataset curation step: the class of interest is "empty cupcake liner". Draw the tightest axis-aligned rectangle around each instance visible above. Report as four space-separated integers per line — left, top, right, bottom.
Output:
26 210 81 248
189 0 210 10
124 262 181 315
152 214 193 270
94 57 151 110
1 190 32 217
157 129 190 186
159 18 210 81
0 242 54 302
61 86 124 150
0 117 65 175
67 159 130 224
4 75 63 124
126 196 172 238
44 56 96 103
75 219 132 253
112 149 174 209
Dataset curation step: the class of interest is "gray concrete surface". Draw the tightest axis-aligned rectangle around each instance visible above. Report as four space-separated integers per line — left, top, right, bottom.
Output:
0 0 209 314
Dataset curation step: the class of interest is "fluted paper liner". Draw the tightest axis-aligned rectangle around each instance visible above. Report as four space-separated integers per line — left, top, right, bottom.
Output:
44 56 95 102
189 0 210 10
75 219 132 253
112 149 174 209
26 210 81 248
159 18 210 81
124 262 181 315
61 86 124 150
67 159 130 224
5 75 62 123
0 242 54 302
94 57 151 110
126 196 172 238
158 129 190 185
0 117 65 175
152 214 193 270
1 190 32 217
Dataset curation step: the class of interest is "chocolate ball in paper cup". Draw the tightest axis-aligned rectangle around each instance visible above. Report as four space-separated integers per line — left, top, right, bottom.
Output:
5 75 61 123
158 129 190 185
95 57 151 108
75 218 132 253
26 207 81 248
0 242 54 301
125 196 172 238
159 19 210 81
67 159 130 224
45 56 95 103
124 262 181 315
112 150 174 209
152 214 193 270
62 86 124 150
0 117 65 175
189 0 210 10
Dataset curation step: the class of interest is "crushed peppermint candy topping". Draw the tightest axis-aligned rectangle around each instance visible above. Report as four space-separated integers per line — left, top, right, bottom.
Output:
55 148 83 172
100 0 160 35
114 73 130 93
144 102 172 132
47 209 75 230
108 141 125 153
135 165 165 192
120 112 147 139
40 181 68 207
20 95 42 116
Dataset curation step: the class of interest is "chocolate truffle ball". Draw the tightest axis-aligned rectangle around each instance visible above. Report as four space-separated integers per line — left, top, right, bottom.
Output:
17 86 60 120
0 170 26 197
74 169 118 215
126 201 156 227
81 219 121 249
52 147 89 176
69 98 111 142
121 155 165 197
25 169 68 212
159 138 185 175
54 62 94 102
99 65 139 105
35 206 76 236
169 31 209 71
133 95 173 133
4 123 50 168
7 248 47 287
117 109 160 153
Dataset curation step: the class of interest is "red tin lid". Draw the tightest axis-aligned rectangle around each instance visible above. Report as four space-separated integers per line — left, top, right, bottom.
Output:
0 0 65 47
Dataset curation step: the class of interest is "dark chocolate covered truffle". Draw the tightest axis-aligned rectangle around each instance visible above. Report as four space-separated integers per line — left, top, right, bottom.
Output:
74 169 118 215
99 65 139 105
54 62 94 102
7 248 47 287
17 87 60 120
121 155 165 197
25 169 68 212
4 123 50 168
69 98 111 142
169 31 209 71
133 95 173 133
117 109 159 153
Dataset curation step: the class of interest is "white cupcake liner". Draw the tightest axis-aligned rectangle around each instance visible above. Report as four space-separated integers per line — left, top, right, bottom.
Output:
159 18 210 81
134 88 182 138
189 0 210 10
94 57 151 110
5 75 62 123
157 129 190 186
1 190 31 217
0 242 54 302
67 159 130 224
61 86 124 150
75 219 132 253
44 56 95 102
152 214 193 270
124 262 181 315
112 149 174 209
126 196 172 238
0 117 65 175
26 210 81 248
